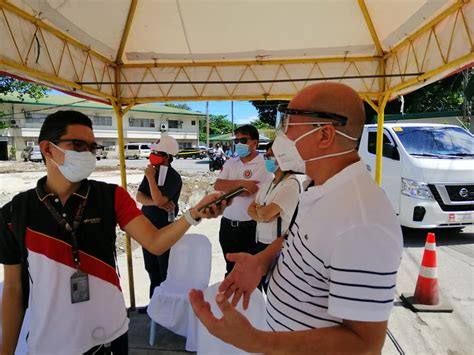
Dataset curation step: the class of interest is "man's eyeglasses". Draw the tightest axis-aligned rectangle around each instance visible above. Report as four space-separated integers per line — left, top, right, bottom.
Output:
233 137 253 144
263 154 275 160
276 104 348 133
52 139 98 154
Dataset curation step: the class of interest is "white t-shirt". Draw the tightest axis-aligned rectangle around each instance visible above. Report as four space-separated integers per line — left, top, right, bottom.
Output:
254 175 300 244
215 147 225 157
218 155 272 221
266 161 403 331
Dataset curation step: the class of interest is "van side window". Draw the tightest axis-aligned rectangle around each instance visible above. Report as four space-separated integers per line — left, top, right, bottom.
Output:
367 132 392 155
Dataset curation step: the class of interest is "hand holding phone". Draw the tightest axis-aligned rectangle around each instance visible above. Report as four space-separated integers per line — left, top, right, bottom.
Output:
198 186 247 212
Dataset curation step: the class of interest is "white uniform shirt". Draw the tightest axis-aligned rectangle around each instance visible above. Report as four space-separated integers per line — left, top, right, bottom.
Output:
218 155 272 221
255 175 300 244
266 161 403 331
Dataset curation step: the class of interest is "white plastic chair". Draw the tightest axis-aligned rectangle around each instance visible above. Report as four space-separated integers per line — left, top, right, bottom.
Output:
147 233 212 351
196 282 268 355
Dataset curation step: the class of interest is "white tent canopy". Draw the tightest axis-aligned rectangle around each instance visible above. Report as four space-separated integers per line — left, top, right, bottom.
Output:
1 0 472 105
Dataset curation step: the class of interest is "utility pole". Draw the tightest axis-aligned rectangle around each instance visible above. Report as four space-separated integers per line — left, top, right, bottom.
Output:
231 100 235 152
206 101 210 147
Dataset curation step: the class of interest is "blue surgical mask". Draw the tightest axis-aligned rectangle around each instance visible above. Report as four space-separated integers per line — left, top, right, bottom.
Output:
235 143 250 158
265 158 278 173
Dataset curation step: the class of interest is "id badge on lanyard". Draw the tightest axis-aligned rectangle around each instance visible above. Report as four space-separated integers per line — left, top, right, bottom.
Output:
43 189 90 304
71 270 90 303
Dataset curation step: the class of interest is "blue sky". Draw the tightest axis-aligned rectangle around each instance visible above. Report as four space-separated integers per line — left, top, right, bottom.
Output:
51 89 259 124
168 101 259 124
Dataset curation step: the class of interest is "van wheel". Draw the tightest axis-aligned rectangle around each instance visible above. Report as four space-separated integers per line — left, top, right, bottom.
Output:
192 154 197 159
134 155 138 159
176 155 181 159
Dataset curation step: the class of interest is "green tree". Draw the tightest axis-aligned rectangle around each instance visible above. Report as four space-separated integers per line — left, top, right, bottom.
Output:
250 118 273 129
249 100 289 127
163 103 192 111
199 114 233 143
1 75 48 128
385 71 468 114
0 75 48 100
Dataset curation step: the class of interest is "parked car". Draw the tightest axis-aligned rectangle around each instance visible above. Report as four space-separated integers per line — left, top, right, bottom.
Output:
124 143 151 159
28 146 43 162
358 123 474 230
176 147 206 159
95 145 108 160
257 141 271 154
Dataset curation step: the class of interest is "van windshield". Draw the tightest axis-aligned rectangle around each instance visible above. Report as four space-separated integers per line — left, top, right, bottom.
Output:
394 126 474 157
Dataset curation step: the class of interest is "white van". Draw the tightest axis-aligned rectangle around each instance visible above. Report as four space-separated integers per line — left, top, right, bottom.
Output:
124 143 151 159
359 123 474 229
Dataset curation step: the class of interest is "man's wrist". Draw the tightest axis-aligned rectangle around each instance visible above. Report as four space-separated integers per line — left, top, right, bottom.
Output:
183 208 201 226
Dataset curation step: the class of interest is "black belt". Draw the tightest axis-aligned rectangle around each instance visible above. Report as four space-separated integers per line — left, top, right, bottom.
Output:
222 217 256 227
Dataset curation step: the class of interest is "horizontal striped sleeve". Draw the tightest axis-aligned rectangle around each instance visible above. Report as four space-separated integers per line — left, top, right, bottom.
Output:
328 225 403 322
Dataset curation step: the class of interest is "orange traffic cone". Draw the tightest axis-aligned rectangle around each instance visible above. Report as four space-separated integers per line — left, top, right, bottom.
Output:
401 232 452 313
413 232 439 305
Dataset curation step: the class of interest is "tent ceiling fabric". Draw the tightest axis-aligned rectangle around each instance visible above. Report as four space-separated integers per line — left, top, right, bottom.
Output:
0 0 472 104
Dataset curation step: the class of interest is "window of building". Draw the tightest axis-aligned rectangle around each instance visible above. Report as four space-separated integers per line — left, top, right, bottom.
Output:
92 116 112 126
25 112 48 124
129 118 155 128
168 120 183 129
191 120 196 126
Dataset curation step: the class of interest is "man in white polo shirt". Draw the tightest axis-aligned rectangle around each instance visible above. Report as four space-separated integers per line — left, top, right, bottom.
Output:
215 124 272 275
190 82 403 354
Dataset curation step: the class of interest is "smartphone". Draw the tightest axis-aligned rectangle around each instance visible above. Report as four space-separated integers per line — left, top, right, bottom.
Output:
198 186 247 212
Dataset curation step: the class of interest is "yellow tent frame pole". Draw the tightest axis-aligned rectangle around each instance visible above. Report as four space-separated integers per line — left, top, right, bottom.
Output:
111 101 136 309
375 92 391 185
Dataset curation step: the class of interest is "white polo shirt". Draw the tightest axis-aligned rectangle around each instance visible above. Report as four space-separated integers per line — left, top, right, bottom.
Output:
218 154 272 221
255 175 300 244
266 160 403 331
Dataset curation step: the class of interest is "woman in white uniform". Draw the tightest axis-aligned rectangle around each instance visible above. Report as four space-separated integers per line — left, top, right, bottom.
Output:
247 142 300 290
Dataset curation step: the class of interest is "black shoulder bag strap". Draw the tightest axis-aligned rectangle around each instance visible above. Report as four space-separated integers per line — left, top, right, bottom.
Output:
11 192 31 309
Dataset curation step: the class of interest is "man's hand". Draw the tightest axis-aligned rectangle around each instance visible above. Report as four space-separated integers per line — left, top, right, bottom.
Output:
193 192 227 220
159 200 175 212
218 253 264 309
189 289 260 353
241 180 259 196
145 165 156 180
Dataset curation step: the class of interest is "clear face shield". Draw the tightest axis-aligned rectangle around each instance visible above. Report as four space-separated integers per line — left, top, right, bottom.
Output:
276 104 348 133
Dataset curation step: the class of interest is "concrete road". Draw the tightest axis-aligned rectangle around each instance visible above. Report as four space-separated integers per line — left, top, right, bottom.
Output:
98 157 210 172
384 226 474 354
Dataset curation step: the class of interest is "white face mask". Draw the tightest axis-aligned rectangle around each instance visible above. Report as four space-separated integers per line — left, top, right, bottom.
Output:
50 143 96 182
272 126 358 174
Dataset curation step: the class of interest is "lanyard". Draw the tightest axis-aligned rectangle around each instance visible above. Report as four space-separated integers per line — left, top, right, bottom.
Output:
42 186 89 268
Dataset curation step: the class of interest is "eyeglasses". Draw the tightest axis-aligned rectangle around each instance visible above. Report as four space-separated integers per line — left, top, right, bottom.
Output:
276 104 348 133
52 139 98 154
233 137 253 144
263 154 275 160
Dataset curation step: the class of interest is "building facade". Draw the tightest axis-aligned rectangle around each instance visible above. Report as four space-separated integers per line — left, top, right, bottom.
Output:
0 94 204 160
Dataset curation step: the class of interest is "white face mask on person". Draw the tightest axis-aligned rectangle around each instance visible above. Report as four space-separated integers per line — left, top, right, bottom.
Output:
50 142 96 182
272 126 358 174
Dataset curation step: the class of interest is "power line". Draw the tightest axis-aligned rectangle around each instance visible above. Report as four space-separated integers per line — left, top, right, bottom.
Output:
0 98 88 120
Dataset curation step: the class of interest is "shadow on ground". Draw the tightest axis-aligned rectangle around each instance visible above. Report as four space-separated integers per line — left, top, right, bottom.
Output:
402 227 474 247
128 310 194 354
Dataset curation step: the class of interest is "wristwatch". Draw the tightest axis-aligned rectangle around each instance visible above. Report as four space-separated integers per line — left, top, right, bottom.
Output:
184 209 201 226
